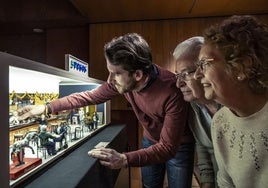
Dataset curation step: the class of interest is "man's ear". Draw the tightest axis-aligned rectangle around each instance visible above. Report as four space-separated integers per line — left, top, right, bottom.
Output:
133 70 144 81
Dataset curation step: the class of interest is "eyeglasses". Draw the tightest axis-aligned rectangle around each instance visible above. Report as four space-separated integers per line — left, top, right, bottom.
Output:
196 58 214 71
175 70 196 81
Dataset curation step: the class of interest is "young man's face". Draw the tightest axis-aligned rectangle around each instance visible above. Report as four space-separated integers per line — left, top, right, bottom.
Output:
106 60 138 94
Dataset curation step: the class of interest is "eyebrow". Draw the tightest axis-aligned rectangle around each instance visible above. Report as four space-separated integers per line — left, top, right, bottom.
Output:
176 68 196 73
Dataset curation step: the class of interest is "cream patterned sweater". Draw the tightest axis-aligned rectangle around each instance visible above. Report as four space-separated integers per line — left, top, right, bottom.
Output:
211 102 268 188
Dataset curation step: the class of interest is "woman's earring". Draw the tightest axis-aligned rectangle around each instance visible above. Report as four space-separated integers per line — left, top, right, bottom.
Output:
237 75 245 81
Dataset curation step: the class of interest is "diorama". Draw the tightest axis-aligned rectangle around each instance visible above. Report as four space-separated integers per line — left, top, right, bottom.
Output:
0 52 111 187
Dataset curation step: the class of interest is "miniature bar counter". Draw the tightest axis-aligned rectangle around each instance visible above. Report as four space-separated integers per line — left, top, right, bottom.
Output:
12 124 129 188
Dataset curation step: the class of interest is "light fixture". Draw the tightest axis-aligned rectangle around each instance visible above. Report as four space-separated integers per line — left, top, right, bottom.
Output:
33 28 44 33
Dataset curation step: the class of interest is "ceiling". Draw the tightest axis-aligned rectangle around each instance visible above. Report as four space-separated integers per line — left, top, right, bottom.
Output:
1 0 268 34
72 0 268 22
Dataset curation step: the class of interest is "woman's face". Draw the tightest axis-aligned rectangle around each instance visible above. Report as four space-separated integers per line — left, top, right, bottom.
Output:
195 43 236 104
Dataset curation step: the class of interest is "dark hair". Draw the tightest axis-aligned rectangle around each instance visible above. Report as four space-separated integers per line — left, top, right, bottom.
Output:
104 33 152 74
203 15 268 94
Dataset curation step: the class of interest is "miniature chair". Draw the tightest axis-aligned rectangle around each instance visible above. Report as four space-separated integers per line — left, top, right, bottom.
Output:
53 123 69 151
35 136 47 159
72 116 78 125
73 126 82 140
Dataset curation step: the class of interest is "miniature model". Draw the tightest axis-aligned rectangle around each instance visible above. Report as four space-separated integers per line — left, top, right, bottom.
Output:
67 109 75 124
84 112 94 131
37 114 48 125
11 131 38 166
37 114 48 133
78 108 85 124
39 125 56 156
53 122 69 150
92 111 99 130
39 125 67 156
9 111 20 126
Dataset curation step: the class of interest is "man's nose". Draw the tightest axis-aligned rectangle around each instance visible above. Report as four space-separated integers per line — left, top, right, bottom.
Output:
194 67 203 80
107 73 113 83
176 78 186 88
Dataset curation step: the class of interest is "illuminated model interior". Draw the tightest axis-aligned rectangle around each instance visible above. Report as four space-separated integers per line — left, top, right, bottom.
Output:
6 56 110 187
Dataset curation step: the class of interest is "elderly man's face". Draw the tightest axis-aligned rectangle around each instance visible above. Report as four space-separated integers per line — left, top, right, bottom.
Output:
175 57 205 102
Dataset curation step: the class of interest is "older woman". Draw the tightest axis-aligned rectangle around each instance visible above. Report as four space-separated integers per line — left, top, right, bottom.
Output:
195 15 268 188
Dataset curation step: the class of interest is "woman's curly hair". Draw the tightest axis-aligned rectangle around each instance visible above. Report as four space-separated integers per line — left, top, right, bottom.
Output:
203 15 268 94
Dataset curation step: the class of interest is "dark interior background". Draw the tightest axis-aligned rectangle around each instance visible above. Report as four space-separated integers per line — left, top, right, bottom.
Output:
1 0 268 151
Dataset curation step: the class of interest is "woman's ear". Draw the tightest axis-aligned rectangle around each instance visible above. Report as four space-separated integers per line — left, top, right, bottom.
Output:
133 70 144 81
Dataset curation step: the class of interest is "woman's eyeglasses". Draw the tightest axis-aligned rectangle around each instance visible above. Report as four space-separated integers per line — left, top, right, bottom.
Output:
196 58 214 71
175 70 196 81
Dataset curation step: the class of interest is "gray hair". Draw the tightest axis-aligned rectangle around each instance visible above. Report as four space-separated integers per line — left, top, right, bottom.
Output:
172 36 204 61
40 125 47 132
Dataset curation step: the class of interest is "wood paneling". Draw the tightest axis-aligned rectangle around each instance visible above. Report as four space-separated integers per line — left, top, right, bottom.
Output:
46 26 89 69
89 17 223 81
89 15 268 110
0 33 46 63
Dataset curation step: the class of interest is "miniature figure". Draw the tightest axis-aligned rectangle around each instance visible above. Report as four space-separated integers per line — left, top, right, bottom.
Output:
78 108 85 124
92 111 99 130
39 125 67 155
84 112 93 131
9 111 20 126
11 131 38 166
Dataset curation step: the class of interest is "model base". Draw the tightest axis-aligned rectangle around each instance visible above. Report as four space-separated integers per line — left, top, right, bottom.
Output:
10 158 42 180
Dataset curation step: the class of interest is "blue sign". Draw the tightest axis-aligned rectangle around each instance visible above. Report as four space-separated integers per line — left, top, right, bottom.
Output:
65 54 88 77
70 59 87 73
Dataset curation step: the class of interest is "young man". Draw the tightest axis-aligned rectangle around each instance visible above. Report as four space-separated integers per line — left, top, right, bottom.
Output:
18 33 194 187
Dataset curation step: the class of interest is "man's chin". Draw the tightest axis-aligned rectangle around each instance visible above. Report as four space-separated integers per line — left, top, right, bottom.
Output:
116 89 123 94
183 95 194 102
116 87 125 94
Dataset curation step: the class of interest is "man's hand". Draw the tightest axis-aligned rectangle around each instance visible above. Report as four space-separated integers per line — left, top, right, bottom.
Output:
88 148 128 169
17 105 46 120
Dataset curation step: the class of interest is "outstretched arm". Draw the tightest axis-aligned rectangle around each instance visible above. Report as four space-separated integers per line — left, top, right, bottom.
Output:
17 105 46 120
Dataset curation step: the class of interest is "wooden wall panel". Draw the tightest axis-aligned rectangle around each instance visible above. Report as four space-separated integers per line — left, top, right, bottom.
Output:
89 17 222 81
0 33 46 63
46 26 89 70
89 15 268 110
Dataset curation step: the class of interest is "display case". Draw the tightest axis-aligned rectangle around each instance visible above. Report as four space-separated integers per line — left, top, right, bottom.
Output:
0 52 111 187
